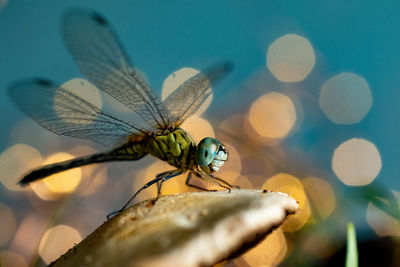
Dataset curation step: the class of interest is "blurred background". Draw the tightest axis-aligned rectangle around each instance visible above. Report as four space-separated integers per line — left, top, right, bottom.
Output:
1 0 400 266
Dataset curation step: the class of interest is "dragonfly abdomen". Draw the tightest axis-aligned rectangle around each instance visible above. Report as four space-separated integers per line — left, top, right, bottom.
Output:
19 151 134 185
19 141 148 186
148 128 196 169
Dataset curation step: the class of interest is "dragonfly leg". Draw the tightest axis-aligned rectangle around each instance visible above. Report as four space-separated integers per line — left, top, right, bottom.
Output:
107 169 182 219
209 175 240 190
154 169 183 201
153 181 163 204
185 172 216 192
185 172 232 192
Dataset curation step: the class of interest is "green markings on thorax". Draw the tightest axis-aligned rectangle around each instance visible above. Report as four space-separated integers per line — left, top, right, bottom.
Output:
148 128 195 168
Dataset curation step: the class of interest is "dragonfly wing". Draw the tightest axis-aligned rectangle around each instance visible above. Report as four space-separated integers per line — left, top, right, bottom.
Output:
163 62 233 127
8 78 144 147
62 9 169 131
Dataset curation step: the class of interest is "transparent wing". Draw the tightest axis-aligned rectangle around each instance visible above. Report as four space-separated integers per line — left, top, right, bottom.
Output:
62 9 169 131
8 78 144 147
163 62 233 127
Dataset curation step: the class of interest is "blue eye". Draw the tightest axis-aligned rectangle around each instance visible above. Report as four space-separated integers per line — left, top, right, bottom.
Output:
196 137 228 173
196 138 217 166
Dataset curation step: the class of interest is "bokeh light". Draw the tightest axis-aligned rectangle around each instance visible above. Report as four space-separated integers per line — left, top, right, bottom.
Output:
366 192 400 237
266 34 315 82
55 78 102 124
319 73 372 124
302 177 336 220
181 116 215 143
249 92 297 139
242 228 287 266
42 152 82 193
242 113 282 147
263 173 311 231
0 251 28 267
0 202 17 246
9 214 47 262
332 138 381 186
162 67 212 116
31 152 82 200
38 225 82 264
0 143 43 191
30 180 59 201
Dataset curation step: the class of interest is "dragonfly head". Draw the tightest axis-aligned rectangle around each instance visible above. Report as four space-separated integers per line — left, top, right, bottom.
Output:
196 137 228 173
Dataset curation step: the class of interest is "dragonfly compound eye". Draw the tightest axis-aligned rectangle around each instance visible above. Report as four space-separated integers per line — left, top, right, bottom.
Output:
196 137 228 173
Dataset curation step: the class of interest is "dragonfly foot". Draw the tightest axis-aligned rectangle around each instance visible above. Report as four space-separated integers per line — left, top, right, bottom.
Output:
106 208 124 219
149 197 159 206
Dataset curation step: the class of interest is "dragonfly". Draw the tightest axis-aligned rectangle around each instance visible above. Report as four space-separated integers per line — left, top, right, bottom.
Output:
8 9 235 218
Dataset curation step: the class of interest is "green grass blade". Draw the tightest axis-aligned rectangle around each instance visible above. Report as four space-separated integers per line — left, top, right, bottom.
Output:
346 222 358 267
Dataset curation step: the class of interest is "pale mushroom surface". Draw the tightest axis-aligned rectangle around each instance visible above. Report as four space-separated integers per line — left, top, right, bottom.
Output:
51 190 298 267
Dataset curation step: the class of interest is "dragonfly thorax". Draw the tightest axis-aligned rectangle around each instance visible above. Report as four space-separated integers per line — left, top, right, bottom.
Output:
147 128 196 169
